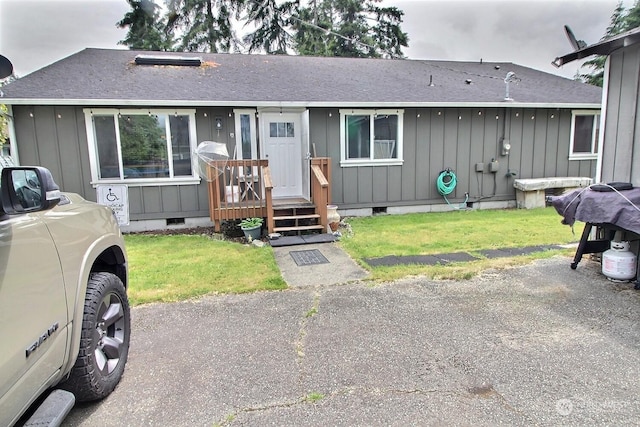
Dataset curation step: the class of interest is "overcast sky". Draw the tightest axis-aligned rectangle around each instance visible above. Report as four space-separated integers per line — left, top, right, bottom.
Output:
0 0 631 79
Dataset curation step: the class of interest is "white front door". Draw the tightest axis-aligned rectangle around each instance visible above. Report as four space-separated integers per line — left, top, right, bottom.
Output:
261 112 307 199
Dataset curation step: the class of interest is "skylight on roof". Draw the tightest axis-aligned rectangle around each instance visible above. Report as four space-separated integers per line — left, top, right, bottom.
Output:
134 55 203 67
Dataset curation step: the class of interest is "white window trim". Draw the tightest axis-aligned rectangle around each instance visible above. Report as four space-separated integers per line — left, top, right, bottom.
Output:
339 109 404 167
569 110 600 161
233 109 258 160
84 108 200 186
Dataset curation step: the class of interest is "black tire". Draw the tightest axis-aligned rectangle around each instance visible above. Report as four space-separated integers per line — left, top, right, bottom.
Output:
60 272 130 401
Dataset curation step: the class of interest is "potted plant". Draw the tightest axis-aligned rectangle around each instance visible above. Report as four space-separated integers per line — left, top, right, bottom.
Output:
239 217 263 241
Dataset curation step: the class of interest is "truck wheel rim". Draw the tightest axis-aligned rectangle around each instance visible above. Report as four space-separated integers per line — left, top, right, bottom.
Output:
94 292 126 375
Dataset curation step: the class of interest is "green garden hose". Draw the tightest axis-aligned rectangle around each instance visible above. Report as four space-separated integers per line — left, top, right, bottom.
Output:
436 169 457 196
436 168 469 209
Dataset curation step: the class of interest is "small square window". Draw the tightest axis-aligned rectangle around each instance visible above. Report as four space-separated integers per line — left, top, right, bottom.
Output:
570 111 600 159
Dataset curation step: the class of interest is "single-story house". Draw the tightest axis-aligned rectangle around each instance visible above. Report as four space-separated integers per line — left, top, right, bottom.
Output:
1 48 602 232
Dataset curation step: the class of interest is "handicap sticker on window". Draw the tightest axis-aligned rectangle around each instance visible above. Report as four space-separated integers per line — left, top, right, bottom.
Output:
97 185 129 226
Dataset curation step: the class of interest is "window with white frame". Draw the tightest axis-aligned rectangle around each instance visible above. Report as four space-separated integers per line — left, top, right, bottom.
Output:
84 109 197 183
340 109 403 166
569 110 600 159
233 109 257 160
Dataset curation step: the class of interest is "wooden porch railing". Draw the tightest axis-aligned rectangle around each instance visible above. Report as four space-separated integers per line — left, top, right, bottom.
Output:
207 157 331 234
310 157 331 234
207 159 269 232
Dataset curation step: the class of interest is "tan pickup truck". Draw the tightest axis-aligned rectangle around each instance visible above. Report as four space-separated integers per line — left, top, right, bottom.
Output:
0 165 130 426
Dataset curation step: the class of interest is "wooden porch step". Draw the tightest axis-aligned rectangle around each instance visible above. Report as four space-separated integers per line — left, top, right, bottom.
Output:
274 224 325 233
272 201 315 210
273 214 320 221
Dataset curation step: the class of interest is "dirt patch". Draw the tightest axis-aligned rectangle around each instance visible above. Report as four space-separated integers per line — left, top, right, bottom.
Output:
125 225 267 244
126 226 221 237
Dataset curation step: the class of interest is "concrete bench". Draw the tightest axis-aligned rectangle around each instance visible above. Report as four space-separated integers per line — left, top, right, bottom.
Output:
514 177 592 209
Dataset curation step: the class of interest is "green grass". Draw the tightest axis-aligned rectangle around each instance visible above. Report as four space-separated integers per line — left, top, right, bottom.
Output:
124 234 286 305
124 207 583 305
337 207 584 282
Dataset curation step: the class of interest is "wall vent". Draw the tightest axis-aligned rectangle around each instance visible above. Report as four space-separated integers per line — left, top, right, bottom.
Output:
134 55 203 67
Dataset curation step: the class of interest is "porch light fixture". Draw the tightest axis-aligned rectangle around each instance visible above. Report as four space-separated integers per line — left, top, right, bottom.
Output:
215 117 223 130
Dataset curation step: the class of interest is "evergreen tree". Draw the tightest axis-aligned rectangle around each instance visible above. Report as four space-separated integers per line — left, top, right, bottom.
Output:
116 0 408 58
368 2 408 59
579 0 640 86
624 0 640 30
293 0 408 58
293 0 336 56
243 0 297 54
165 0 243 53
117 0 172 51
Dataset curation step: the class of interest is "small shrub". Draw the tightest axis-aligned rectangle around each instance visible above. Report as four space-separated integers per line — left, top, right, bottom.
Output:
239 217 264 229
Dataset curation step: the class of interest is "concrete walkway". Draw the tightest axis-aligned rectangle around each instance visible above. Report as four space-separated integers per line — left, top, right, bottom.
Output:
272 242 368 287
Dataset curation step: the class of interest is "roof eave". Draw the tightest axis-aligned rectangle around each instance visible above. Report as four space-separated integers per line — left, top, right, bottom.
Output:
553 28 640 67
1 98 601 110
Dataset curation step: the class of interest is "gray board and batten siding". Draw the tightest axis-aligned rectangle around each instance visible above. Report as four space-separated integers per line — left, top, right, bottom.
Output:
9 105 236 222
600 42 640 186
312 106 595 210
10 103 596 220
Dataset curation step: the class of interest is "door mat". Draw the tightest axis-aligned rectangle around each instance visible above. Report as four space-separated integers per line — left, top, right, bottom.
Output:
289 249 330 266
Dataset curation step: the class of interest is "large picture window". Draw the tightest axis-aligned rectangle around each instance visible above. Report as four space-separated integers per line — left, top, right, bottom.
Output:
340 109 403 166
85 109 197 183
569 110 600 160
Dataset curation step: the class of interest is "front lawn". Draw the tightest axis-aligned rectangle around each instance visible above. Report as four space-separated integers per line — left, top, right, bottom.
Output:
124 207 583 305
124 234 285 305
339 207 583 282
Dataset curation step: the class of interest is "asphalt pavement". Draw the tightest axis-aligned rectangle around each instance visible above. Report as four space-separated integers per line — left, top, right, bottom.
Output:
64 250 640 426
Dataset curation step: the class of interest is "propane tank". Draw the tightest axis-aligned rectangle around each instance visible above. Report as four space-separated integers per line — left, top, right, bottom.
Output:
602 241 637 281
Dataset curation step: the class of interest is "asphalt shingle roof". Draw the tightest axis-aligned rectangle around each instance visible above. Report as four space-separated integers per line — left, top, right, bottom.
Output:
2 48 602 107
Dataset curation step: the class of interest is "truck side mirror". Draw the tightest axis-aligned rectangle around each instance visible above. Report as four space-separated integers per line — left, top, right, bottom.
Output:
1 167 61 214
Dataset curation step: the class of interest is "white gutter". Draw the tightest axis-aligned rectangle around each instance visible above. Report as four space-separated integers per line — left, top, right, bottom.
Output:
1 98 602 110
